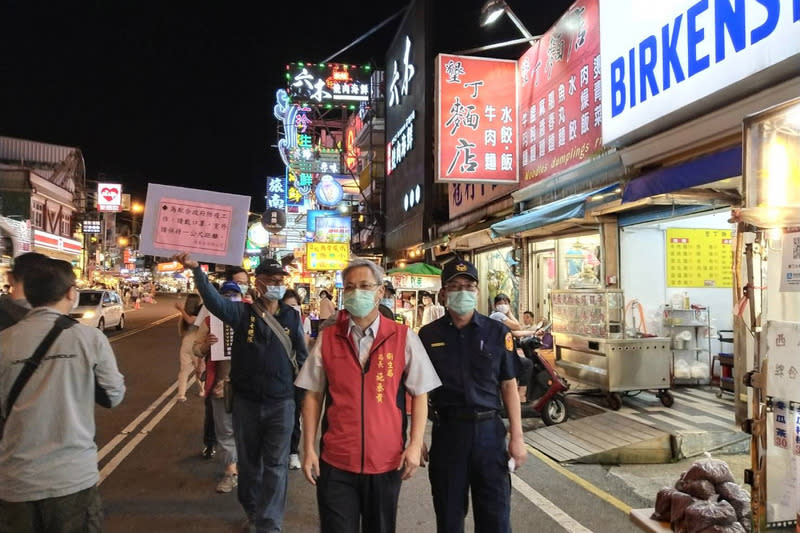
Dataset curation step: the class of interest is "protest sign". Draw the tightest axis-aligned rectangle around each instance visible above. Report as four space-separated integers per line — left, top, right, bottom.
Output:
139 184 250 266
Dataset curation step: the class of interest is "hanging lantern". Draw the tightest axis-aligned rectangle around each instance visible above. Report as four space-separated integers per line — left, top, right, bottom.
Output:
740 97 800 228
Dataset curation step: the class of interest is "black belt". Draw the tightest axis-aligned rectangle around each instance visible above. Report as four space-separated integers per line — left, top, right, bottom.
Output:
435 407 498 422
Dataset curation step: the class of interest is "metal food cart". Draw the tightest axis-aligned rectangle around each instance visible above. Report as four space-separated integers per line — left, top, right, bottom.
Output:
551 289 673 410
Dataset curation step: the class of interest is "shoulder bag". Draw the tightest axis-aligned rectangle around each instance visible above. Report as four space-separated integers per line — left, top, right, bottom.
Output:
251 299 297 376
0 315 76 441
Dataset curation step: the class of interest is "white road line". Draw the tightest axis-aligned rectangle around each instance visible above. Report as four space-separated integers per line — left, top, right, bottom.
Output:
108 313 180 344
97 379 185 462
98 378 193 485
511 474 595 533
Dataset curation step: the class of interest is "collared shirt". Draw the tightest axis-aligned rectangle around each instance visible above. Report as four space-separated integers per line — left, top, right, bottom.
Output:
0 308 126 502
295 314 441 396
418 311 516 411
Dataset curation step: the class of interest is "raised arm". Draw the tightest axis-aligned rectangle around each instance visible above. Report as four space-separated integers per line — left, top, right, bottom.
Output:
173 253 243 326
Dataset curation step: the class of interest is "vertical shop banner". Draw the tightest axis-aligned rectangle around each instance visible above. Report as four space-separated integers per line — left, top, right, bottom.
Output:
436 54 518 184
139 183 250 266
518 0 602 186
266 175 287 211
665 229 733 288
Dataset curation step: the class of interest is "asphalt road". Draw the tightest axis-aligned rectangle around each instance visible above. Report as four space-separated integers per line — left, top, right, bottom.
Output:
93 294 697 532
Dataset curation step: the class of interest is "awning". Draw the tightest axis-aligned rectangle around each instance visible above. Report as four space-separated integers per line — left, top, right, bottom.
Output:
491 184 618 237
622 145 742 203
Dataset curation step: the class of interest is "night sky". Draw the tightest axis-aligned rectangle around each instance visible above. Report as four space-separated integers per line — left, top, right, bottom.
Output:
1 0 574 209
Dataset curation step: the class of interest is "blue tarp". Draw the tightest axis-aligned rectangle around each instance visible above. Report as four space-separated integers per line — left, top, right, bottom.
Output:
491 184 617 237
622 145 742 203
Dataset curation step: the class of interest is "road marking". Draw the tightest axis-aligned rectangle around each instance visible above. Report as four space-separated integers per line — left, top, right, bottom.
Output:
97 380 183 462
109 313 180 344
98 377 193 485
511 474 595 533
525 444 632 515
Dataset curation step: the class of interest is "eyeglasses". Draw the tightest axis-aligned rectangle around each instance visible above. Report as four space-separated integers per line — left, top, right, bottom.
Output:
445 282 478 292
343 282 379 292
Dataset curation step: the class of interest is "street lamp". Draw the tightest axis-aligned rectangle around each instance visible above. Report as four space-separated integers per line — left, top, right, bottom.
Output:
118 236 129 247
130 202 143 251
480 0 534 40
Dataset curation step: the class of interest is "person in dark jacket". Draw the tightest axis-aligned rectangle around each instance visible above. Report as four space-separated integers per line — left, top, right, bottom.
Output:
0 252 48 331
173 253 307 533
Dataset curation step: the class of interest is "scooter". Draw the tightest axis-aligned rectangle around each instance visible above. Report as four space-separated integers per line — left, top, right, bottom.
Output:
518 335 570 426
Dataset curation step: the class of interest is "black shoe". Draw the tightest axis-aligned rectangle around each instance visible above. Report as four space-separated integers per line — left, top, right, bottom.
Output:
202 445 216 459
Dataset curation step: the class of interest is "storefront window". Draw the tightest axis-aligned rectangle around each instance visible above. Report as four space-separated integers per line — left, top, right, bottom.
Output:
557 235 601 289
474 245 518 315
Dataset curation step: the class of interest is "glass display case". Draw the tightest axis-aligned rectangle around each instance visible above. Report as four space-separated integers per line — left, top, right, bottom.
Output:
551 289 624 339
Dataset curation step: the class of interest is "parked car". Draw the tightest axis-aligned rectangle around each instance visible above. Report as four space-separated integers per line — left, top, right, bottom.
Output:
72 289 125 331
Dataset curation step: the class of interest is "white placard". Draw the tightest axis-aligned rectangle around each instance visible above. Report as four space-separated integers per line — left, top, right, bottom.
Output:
765 320 800 403
139 183 250 266
780 232 800 292
209 315 233 361
599 0 800 145
97 182 123 212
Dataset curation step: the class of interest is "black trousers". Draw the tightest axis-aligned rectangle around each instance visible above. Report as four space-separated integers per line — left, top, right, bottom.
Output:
290 386 305 454
203 394 216 447
317 460 402 533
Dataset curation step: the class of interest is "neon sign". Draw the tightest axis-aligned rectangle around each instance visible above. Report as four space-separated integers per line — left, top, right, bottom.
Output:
387 111 415 176
286 62 372 105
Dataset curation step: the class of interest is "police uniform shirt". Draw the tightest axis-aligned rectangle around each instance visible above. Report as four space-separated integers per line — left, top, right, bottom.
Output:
295 314 441 397
418 311 517 411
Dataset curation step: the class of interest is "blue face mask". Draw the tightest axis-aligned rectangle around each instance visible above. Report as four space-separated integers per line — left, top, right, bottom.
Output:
446 290 476 315
380 298 394 308
343 289 377 318
264 286 286 301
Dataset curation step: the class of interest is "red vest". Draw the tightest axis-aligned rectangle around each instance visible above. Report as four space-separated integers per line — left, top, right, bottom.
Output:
320 310 408 474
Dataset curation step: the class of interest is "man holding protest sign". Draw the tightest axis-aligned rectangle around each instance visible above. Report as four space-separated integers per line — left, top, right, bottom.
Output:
173 252 307 533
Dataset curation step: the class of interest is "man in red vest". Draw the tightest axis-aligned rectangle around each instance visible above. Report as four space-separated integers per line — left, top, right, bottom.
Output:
296 258 441 533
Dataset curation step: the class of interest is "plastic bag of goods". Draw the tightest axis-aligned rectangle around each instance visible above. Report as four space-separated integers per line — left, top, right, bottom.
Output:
690 361 710 379
674 359 691 379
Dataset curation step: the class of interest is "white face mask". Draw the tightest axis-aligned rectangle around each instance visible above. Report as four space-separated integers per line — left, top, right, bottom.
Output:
71 289 80 311
496 303 510 315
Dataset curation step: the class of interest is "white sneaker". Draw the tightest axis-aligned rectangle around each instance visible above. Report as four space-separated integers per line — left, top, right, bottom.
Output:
216 472 238 493
288 453 301 470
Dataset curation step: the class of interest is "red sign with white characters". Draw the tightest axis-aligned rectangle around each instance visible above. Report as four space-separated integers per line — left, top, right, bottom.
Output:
436 54 518 184
97 182 123 212
517 0 602 186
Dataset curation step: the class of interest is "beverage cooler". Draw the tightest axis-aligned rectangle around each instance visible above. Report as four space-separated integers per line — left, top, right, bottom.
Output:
551 289 674 410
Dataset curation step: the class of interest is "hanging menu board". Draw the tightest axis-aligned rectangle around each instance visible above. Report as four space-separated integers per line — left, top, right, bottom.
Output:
666 228 733 288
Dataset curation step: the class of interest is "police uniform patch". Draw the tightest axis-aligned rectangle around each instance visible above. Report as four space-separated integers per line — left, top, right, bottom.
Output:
505 332 513 352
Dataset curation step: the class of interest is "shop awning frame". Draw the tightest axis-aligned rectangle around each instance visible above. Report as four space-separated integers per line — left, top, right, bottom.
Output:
621 145 742 203
491 184 618 238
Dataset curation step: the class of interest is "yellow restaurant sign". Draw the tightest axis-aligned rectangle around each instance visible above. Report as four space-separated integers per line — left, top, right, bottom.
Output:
666 228 733 288
306 243 349 271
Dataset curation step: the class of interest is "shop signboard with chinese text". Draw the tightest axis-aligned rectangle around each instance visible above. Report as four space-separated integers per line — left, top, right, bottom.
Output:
97 183 123 212
306 242 349 271
286 63 372 106
266 175 287 211
139 183 250 266
1 216 32 255
384 0 432 253
665 228 732 288
448 182 515 218
436 54 518 184
390 273 439 291
518 0 602 186
600 0 800 145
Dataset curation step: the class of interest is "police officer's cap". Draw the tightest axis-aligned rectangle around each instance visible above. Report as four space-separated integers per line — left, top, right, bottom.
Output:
441 259 479 284
255 259 288 277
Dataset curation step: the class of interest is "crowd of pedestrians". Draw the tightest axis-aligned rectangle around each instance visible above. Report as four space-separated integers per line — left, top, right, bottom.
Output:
0 249 533 533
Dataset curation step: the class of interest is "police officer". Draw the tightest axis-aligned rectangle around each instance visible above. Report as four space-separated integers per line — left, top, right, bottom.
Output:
418 259 526 533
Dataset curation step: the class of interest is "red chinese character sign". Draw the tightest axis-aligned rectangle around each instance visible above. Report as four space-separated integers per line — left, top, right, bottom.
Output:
517 0 602 186
139 183 251 266
436 54 518 184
